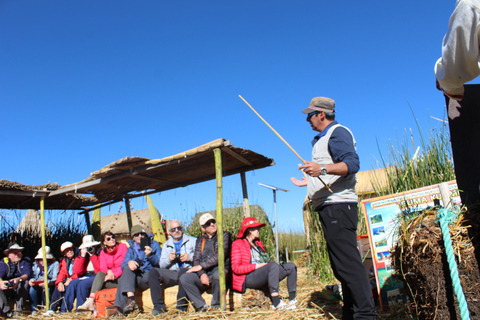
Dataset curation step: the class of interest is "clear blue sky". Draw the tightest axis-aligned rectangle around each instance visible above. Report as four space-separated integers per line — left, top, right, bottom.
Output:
1 0 475 231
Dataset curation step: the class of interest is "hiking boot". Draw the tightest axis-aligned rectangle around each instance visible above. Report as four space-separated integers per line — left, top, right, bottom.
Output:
109 310 124 318
151 309 166 317
78 298 95 311
122 299 139 314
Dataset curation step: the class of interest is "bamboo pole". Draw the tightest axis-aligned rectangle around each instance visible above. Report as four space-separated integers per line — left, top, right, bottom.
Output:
240 172 251 218
239 95 332 193
92 204 101 241
125 198 133 234
145 194 166 244
40 197 50 309
214 148 226 310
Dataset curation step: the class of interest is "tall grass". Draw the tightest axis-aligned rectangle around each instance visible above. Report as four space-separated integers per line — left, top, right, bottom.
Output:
277 228 307 263
372 110 454 195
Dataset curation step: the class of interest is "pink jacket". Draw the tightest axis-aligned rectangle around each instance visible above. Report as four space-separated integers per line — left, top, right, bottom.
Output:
99 243 128 279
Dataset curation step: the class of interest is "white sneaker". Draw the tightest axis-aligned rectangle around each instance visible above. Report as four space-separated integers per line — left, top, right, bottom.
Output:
272 300 287 310
42 310 54 317
78 297 95 311
286 298 298 310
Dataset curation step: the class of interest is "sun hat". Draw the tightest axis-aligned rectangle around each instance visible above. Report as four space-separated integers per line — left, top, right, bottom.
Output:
130 225 146 237
237 217 266 238
3 243 24 255
35 246 54 260
199 213 215 227
301 97 335 114
60 241 74 253
79 235 101 249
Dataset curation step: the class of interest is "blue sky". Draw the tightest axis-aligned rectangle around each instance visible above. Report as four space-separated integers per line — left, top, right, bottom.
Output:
0 0 474 231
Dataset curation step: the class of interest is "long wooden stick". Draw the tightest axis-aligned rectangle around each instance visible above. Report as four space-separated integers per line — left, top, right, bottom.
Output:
239 95 332 193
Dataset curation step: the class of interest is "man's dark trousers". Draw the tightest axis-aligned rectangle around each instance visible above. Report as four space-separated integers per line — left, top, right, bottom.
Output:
317 203 376 320
148 267 188 312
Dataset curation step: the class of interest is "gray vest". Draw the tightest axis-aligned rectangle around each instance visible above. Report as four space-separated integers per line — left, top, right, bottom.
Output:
307 124 358 208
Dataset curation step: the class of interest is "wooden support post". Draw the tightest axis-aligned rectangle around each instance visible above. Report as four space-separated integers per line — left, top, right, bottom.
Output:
40 197 50 309
241 172 251 218
125 198 133 234
214 148 226 311
92 204 101 241
439 182 452 210
145 194 166 244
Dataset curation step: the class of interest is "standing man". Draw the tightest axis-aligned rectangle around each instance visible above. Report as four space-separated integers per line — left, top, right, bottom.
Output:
0 243 32 318
291 97 376 320
113 225 161 316
435 0 480 101
179 213 231 311
148 219 196 315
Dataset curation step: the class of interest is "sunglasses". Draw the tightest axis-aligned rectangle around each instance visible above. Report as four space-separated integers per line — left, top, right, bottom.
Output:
307 111 320 121
170 226 183 233
133 232 146 238
203 219 216 227
105 236 115 241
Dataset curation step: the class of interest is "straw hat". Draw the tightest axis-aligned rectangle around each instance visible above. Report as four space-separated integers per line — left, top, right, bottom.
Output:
60 241 74 253
3 243 24 255
237 217 266 238
79 235 101 249
35 246 54 260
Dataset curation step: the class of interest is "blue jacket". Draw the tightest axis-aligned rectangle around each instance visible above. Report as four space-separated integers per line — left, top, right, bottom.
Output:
121 235 161 273
0 257 32 280
30 261 59 285
159 234 196 270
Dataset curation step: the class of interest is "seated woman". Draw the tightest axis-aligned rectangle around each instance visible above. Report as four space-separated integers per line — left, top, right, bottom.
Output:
231 217 298 310
43 241 80 316
64 235 101 312
28 246 59 316
78 231 127 311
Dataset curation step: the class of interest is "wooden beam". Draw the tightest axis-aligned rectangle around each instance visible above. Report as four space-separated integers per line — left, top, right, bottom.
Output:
240 172 251 218
221 147 253 166
132 174 175 185
0 190 50 197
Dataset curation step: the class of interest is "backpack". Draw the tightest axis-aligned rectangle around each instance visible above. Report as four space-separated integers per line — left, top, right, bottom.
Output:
94 288 117 318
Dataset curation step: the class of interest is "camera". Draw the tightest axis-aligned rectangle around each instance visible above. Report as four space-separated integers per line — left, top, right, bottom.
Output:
87 246 96 255
5 280 15 288
175 254 181 261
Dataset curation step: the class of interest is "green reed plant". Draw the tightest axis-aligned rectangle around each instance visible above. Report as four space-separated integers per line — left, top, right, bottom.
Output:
277 228 307 263
372 110 454 196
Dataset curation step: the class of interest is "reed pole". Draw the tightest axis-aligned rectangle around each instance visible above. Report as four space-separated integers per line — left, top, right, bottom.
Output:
214 148 226 310
239 95 332 193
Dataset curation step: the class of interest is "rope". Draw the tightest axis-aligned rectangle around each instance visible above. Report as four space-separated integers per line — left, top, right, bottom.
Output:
436 208 470 320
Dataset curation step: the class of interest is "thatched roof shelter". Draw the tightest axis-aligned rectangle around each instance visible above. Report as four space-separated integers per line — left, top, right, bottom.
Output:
0 139 274 211
100 208 159 236
356 167 391 200
15 209 51 235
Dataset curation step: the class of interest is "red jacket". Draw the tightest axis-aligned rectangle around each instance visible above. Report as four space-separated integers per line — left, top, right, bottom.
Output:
231 238 266 293
55 257 80 286
73 254 101 277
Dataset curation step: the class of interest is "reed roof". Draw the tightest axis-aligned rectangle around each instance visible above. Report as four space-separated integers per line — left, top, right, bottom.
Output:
0 139 274 210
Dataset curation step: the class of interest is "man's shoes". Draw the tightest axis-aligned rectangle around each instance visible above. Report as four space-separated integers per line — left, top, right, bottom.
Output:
123 299 139 314
6 311 21 318
78 297 95 311
196 304 210 312
151 309 166 317
42 310 55 317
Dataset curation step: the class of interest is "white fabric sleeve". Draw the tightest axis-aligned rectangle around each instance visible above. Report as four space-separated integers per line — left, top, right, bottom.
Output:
435 0 480 97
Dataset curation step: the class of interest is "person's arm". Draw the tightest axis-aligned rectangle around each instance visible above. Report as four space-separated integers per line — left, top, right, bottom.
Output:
55 259 67 286
159 243 174 269
435 0 480 99
115 243 129 278
73 250 89 277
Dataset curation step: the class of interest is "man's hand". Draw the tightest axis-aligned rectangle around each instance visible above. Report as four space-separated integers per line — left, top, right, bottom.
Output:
80 248 88 257
169 252 176 262
179 254 190 262
0 281 8 290
299 161 322 177
57 282 65 292
105 270 115 281
200 274 209 286
291 177 308 187
144 246 152 257
186 265 202 273
128 260 139 271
